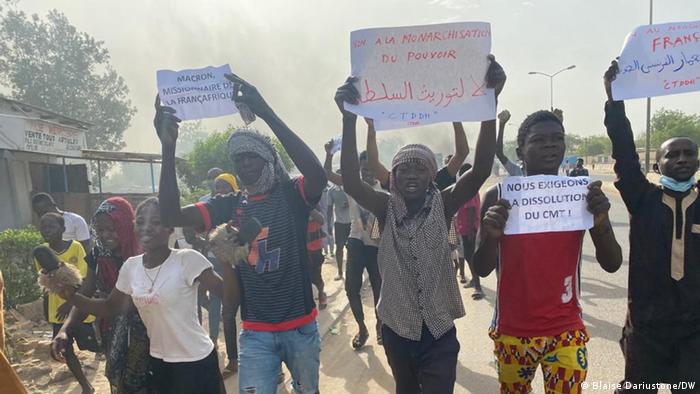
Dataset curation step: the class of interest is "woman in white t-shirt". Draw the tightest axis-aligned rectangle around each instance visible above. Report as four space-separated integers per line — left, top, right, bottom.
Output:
60 197 226 394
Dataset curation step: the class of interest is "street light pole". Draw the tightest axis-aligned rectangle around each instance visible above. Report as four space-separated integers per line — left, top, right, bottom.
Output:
528 65 576 111
645 0 653 173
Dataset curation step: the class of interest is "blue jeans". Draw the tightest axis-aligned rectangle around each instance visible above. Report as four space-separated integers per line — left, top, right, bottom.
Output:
238 321 320 394
208 256 238 362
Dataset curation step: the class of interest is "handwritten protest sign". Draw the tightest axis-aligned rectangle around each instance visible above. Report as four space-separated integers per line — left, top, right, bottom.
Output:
612 20 700 100
344 22 495 131
500 175 593 235
157 65 238 120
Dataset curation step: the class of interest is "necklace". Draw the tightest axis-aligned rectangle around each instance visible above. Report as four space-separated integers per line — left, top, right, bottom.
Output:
143 256 164 293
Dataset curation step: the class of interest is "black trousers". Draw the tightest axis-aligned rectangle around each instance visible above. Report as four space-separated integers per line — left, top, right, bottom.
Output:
345 239 381 325
616 326 700 393
150 349 225 394
382 324 459 394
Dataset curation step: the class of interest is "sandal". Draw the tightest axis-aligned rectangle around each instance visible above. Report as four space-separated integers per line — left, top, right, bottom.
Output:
351 331 369 349
472 290 485 300
459 275 467 284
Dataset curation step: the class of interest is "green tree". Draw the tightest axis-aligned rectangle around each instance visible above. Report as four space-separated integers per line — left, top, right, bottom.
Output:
178 125 294 189
176 120 207 157
0 3 135 152
577 135 610 157
650 108 700 148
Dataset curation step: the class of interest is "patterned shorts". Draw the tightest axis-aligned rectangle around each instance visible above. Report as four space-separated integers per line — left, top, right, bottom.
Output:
490 328 589 394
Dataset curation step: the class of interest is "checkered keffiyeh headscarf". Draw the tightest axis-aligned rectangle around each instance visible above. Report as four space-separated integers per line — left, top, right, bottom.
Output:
389 144 439 222
227 128 290 195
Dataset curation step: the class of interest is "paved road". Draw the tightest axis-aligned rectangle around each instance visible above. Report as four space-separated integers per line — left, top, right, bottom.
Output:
314 174 672 394
217 173 676 394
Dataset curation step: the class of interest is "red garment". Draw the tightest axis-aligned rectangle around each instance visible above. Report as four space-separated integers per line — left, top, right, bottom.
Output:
456 194 481 236
493 231 586 337
306 220 324 251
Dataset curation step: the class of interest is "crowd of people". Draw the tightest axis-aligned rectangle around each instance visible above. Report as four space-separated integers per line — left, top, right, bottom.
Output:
0 57 696 394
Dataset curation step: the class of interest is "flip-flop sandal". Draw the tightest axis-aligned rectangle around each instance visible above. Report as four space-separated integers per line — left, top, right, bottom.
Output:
459 276 467 284
472 291 485 300
352 331 369 349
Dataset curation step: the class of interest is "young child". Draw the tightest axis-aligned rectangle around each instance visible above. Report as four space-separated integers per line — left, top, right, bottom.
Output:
474 110 623 394
35 212 96 394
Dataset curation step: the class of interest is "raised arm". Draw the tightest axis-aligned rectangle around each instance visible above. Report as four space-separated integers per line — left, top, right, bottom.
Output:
603 60 651 213
225 73 327 199
473 187 509 277
335 78 388 220
496 109 515 167
445 122 469 177
365 119 391 187
154 96 207 228
586 180 622 273
443 55 506 217
323 141 344 186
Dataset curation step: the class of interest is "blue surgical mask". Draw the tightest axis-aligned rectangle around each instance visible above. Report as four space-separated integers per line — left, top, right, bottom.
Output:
660 175 696 192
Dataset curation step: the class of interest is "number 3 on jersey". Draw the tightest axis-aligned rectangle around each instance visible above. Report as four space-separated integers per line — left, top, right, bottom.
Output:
561 275 573 303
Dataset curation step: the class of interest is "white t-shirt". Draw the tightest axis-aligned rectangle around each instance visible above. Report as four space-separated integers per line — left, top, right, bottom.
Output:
115 248 214 362
62 211 90 242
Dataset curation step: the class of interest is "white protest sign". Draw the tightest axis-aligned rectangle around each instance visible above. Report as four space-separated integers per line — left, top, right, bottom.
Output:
157 65 238 121
344 22 495 131
500 175 593 235
612 21 700 100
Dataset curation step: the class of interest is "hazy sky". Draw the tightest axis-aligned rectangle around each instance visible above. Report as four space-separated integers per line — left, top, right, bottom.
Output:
15 0 700 158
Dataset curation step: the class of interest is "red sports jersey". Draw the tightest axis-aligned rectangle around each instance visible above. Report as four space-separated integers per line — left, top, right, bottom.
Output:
492 230 586 337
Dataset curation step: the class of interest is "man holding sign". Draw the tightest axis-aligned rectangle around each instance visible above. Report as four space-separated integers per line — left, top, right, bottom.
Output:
155 72 327 394
473 110 622 394
605 60 700 392
335 52 505 393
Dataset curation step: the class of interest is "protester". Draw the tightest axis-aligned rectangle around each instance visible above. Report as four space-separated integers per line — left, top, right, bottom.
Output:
57 197 225 394
366 117 469 191
323 152 352 281
473 107 623 393
455 163 484 299
307 207 328 310
206 172 240 376
200 168 225 202
495 110 524 176
604 60 700 392
35 213 96 394
32 193 91 252
52 197 151 394
335 54 506 393
154 72 327 393
325 148 384 349
214 172 239 195
568 158 590 177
